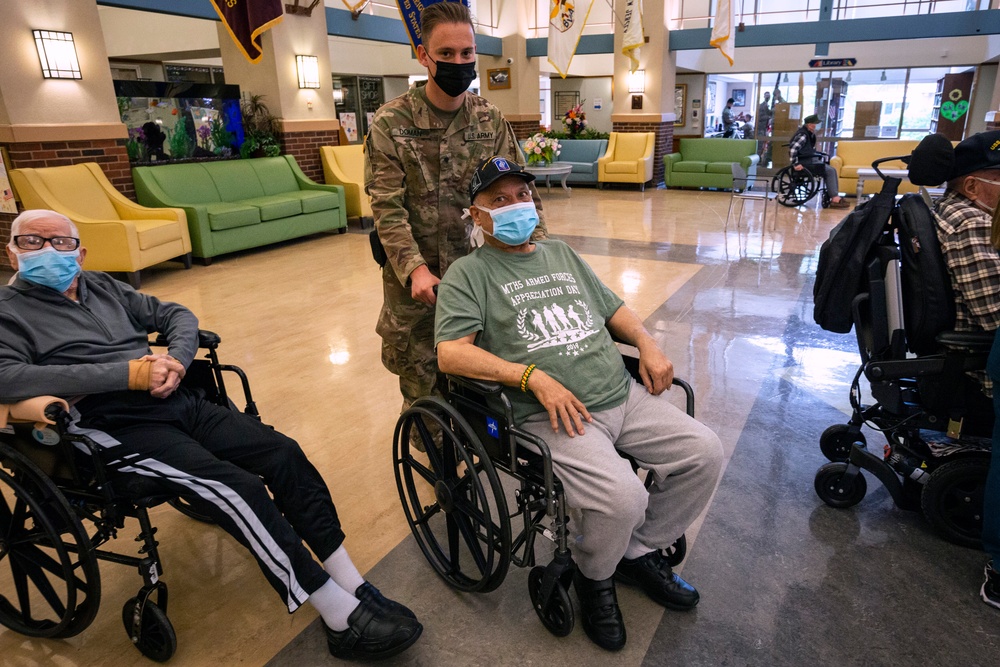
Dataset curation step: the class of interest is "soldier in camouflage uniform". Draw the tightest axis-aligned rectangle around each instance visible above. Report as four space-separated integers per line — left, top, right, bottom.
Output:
365 2 547 411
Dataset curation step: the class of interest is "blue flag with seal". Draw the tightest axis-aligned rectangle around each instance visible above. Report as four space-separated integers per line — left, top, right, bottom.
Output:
395 0 470 53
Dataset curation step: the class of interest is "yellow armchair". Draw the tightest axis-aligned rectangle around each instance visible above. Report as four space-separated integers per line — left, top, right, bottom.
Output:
829 140 922 198
10 163 191 288
320 144 372 220
598 132 655 190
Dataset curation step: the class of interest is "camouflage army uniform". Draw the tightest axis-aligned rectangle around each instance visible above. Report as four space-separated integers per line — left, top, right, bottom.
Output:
365 83 548 409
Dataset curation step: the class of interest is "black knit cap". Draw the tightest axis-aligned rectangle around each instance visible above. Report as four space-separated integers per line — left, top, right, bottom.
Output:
469 156 535 205
803 114 821 126
949 130 1000 180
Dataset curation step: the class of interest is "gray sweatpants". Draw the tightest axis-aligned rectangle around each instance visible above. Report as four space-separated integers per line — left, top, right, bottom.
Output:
521 383 724 580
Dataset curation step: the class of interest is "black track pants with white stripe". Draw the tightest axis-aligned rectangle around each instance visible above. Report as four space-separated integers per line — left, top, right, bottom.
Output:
74 388 343 612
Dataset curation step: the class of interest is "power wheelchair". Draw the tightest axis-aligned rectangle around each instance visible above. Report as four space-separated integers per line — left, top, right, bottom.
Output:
0 330 257 662
811 160 993 548
393 351 691 636
772 152 832 208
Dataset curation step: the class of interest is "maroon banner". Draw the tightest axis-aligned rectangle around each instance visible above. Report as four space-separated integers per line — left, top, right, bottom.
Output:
210 0 284 64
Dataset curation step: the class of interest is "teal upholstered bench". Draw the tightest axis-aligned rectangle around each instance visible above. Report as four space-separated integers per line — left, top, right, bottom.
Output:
133 156 347 262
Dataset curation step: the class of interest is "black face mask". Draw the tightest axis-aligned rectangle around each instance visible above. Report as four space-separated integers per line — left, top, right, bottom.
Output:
430 58 477 98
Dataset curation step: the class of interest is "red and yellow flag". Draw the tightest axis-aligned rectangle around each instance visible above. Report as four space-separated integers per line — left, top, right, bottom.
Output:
210 0 284 64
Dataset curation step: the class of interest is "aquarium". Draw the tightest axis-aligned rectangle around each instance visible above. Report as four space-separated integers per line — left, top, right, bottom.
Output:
113 81 244 163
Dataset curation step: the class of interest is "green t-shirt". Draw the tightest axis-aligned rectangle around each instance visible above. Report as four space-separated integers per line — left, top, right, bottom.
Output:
435 239 631 423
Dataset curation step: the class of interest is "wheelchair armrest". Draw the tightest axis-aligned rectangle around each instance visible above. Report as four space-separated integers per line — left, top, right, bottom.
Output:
936 330 995 352
151 329 222 349
448 374 504 395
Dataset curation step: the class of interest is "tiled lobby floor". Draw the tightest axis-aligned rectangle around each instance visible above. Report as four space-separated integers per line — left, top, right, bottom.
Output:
2 186 998 666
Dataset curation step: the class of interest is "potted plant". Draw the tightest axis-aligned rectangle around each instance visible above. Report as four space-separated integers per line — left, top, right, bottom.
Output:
563 101 588 139
523 133 560 166
239 93 281 158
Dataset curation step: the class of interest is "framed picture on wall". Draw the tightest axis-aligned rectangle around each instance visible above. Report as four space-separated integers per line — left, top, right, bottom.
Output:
674 84 687 128
733 88 746 107
487 68 511 90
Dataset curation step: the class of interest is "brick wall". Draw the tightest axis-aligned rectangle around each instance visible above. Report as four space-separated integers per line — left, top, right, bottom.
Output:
509 120 545 143
0 138 132 248
279 129 340 182
611 120 674 186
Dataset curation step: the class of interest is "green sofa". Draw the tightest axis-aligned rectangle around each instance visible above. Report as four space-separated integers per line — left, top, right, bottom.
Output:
664 138 760 190
132 156 347 262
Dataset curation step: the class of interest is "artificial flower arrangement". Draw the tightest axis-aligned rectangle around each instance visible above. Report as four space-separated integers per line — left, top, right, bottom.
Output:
563 101 588 138
523 133 561 166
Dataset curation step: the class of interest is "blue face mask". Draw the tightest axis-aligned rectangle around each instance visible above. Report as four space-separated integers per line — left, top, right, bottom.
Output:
481 201 539 246
17 247 82 293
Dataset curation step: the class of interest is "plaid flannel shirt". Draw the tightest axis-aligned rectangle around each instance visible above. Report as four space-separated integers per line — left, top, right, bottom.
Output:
934 190 1000 396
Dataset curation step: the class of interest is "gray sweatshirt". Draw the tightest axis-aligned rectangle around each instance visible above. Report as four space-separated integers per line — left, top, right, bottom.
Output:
0 272 199 403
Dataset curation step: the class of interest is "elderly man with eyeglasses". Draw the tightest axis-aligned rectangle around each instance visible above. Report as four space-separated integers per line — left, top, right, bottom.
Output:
0 209 423 661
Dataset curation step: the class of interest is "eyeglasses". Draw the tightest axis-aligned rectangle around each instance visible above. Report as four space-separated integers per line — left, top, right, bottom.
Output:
13 235 80 252
975 177 1000 187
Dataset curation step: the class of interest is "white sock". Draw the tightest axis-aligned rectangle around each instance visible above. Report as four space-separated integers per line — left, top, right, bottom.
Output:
323 545 366 595
623 542 655 561
309 578 359 631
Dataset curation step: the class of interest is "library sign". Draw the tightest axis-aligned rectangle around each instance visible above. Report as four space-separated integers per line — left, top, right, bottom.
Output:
808 58 857 68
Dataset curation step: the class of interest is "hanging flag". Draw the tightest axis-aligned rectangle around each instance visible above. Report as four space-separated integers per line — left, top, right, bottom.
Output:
548 0 597 79
342 0 368 12
396 0 471 54
621 0 643 73
710 0 735 66
210 0 284 64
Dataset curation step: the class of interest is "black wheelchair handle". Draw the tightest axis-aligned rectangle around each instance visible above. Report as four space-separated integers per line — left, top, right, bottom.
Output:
43 402 71 429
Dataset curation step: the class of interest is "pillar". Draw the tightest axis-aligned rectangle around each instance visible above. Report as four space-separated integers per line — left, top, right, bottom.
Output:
0 0 129 246
218 7 339 181
611 0 677 185
480 4 542 142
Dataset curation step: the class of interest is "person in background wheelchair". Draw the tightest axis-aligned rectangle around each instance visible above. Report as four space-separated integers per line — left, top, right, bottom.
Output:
789 114 850 209
0 210 422 661
435 157 724 652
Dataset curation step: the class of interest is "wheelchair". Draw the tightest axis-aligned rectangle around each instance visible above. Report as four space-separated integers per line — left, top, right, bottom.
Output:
392 351 691 636
0 330 257 662
811 167 993 548
772 154 831 208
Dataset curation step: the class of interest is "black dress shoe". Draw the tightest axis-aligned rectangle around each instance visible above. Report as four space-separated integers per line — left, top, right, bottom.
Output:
324 599 423 661
616 550 699 610
356 581 417 620
573 570 626 651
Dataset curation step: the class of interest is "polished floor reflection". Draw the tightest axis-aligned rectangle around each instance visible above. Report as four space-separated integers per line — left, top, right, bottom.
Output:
2 186 997 666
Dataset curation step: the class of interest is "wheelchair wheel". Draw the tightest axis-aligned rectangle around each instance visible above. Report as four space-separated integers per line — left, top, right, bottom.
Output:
819 424 866 463
122 596 177 662
772 166 819 207
167 497 215 524
920 457 989 549
528 566 574 637
394 397 512 593
814 462 867 508
0 443 101 638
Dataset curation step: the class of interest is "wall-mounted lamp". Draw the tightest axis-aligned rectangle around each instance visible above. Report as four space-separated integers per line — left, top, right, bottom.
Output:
296 55 320 89
33 30 81 79
782 72 789 83
880 69 887 82
627 69 645 94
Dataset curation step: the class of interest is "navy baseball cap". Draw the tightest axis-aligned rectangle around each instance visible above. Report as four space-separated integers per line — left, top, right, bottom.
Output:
949 130 1000 180
469 156 534 205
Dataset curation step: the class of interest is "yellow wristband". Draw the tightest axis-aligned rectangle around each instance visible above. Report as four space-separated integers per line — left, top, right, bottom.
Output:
520 364 537 392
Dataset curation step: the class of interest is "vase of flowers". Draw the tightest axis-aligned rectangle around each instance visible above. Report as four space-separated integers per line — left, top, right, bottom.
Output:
523 133 560 166
563 101 588 139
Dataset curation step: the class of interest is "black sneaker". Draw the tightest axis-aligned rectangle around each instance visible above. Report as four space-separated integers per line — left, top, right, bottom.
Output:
356 581 417 620
616 550 699 611
324 599 423 661
572 570 626 651
981 562 1000 610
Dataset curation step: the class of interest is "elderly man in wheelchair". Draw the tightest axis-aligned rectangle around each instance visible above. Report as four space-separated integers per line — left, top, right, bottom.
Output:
773 113 850 209
0 210 421 661
430 157 723 652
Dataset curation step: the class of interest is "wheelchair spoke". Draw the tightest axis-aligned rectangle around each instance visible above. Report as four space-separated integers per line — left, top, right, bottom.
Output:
405 456 438 486
0 490 13 541
412 501 442 526
453 512 490 577
12 552 67 618
11 557 34 621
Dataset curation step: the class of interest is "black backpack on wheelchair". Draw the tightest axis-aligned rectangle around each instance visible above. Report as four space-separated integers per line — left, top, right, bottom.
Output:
811 151 994 548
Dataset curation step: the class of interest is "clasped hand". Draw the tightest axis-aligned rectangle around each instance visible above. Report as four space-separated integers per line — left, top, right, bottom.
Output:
141 353 186 399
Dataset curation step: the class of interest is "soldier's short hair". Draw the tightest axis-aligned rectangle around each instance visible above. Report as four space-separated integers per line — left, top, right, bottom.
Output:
420 2 475 42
